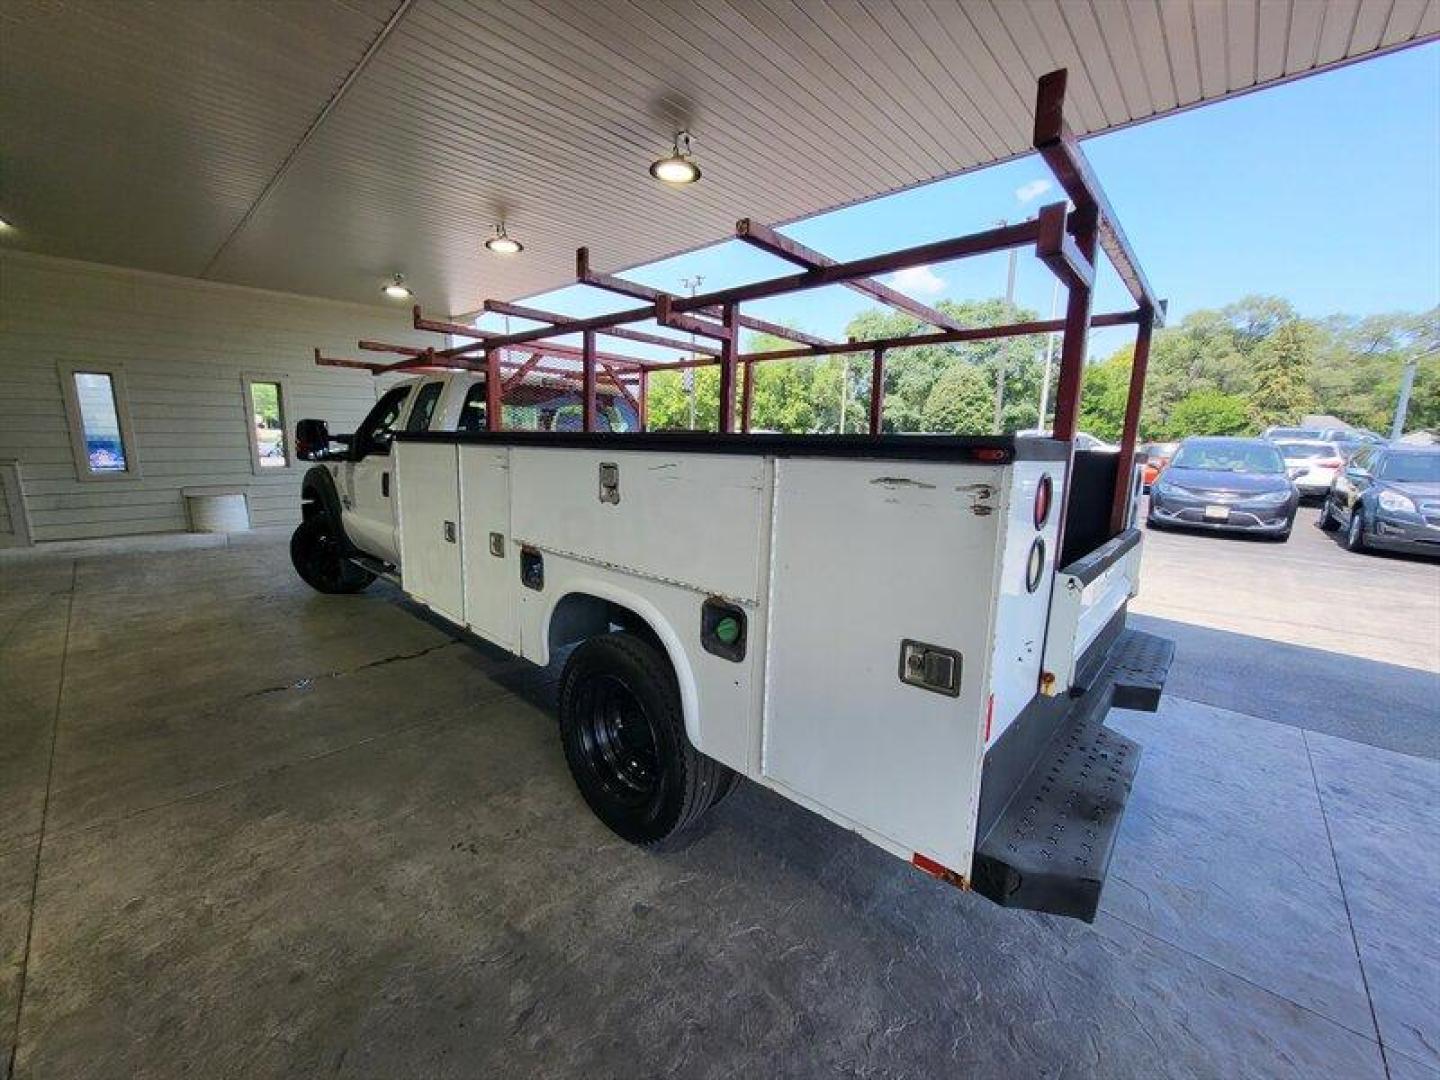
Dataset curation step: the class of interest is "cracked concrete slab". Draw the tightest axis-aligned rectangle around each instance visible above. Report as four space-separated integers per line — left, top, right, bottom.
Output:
1106 699 1375 1036
1306 730 1440 1074
0 563 71 855
14 698 1386 1080
2 533 1431 1078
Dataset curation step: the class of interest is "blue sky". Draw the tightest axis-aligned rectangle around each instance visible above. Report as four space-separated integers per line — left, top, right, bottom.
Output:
483 43 1439 362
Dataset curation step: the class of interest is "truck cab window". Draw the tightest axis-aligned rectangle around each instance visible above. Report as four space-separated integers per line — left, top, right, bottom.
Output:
405 381 444 433
457 382 488 432
354 385 411 457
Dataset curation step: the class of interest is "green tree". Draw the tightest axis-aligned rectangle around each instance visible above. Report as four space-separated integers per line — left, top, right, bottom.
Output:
1248 320 1317 426
922 364 991 434
1164 390 1251 437
1076 351 1133 442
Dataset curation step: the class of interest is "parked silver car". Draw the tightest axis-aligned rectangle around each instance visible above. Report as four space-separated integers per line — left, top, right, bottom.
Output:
1274 439 1347 501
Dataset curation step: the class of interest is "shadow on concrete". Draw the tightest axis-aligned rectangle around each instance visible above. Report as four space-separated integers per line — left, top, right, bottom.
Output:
1129 612 1439 761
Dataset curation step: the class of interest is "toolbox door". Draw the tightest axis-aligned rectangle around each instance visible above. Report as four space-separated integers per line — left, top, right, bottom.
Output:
459 447 518 650
762 458 1003 871
395 441 464 625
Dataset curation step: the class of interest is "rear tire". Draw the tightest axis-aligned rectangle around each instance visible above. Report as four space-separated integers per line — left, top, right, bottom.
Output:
1345 506 1368 553
290 515 374 594
559 632 735 846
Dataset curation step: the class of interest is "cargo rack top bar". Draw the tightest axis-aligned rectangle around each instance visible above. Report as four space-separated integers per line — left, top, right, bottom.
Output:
314 69 1161 545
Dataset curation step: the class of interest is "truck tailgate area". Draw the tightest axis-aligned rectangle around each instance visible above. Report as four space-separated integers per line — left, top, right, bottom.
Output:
971 627 1174 922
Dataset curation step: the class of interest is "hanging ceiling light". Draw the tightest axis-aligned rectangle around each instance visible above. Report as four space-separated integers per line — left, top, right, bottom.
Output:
650 130 701 185
382 273 412 300
485 223 523 255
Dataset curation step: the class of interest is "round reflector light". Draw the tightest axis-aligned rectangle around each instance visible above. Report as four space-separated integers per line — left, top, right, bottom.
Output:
1026 537 1046 593
1034 473 1053 529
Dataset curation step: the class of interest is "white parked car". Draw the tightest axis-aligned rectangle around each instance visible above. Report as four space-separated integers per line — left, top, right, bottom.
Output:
1274 439 1347 501
1018 429 1116 452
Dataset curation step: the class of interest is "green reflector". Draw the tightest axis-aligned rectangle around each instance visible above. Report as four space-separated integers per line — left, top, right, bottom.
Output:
714 616 740 645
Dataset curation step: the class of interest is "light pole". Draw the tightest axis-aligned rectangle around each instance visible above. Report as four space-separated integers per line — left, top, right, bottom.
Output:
680 274 703 429
1391 345 1437 441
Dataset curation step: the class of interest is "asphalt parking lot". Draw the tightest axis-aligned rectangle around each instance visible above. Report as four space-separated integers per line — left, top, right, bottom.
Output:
1 514 1436 1078
1132 502 1440 760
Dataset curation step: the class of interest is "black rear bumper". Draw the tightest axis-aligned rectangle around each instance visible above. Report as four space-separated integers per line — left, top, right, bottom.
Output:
971 627 1173 922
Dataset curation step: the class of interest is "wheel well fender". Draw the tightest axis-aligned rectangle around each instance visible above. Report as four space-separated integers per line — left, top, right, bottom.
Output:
300 466 356 552
301 465 342 520
541 582 700 748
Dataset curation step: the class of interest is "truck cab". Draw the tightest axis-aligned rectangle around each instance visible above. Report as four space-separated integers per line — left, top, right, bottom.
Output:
307 370 639 570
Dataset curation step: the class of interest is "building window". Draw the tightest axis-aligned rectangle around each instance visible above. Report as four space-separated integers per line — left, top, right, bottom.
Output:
59 362 139 481
242 374 290 472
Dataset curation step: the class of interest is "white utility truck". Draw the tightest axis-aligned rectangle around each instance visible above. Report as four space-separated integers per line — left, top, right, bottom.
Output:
289 68 1172 922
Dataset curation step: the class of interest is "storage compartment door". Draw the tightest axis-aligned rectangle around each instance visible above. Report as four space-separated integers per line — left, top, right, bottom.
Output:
459 447 518 650
395 441 464 624
763 458 1003 871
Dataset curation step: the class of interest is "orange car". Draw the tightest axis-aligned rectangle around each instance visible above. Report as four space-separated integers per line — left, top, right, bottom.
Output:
1140 442 1179 490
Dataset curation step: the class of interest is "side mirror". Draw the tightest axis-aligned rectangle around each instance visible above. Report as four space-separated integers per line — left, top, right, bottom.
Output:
295 418 330 461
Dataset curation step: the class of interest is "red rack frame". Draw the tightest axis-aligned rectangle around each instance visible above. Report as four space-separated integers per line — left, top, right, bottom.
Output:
316 68 1162 547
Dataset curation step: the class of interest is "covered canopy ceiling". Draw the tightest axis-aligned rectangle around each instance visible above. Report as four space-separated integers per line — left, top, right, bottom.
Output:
2 0 1434 316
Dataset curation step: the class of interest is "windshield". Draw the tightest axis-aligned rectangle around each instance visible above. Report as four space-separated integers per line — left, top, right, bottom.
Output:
1377 454 1440 484
1267 428 1321 440
1276 442 1337 460
1172 441 1286 474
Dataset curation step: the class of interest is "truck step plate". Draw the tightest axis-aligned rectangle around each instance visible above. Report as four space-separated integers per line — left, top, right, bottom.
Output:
972 713 1140 922
1107 629 1174 712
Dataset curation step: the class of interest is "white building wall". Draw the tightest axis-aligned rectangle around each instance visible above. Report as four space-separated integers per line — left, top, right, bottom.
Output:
0 251 431 542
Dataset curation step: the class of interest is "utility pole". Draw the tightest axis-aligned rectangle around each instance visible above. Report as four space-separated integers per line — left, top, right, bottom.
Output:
680 274 703 429
1037 277 1061 430
993 220 1019 433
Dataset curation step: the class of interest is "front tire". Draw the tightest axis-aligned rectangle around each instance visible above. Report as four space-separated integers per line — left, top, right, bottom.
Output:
1318 499 1340 531
1345 505 1368 553
559 633 736 846
290 515 374 594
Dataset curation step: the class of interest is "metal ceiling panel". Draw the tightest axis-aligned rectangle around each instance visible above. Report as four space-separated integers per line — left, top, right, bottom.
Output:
1 0 1433 316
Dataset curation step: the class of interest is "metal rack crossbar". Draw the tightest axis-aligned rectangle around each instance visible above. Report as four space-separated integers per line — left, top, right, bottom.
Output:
313 67 1161 545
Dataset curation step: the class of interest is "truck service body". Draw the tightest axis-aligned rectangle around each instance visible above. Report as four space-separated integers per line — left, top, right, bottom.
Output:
289 69 1173 921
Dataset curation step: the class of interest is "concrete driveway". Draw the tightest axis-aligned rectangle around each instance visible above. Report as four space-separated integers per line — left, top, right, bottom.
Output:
1132 504 1440 759
1 521 1436 1079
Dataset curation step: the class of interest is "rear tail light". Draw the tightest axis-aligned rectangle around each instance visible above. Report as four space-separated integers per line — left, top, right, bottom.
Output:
1034 473 1053 528
1319 459 1343 468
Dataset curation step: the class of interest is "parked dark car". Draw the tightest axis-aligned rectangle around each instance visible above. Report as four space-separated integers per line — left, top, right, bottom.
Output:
1320 444 1440 557
1147 437 1299 541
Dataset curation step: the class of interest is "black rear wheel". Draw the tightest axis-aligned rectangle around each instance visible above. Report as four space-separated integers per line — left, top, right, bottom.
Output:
559 633 736 846
290 515 374 594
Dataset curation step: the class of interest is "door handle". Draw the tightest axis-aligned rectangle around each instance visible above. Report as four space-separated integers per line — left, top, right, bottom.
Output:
381 472 390 498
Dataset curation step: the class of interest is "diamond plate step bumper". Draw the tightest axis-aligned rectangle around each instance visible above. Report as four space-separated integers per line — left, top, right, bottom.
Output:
971 629 1171 922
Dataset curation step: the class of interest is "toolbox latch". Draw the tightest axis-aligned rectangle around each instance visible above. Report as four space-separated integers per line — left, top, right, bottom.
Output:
898 640 962 697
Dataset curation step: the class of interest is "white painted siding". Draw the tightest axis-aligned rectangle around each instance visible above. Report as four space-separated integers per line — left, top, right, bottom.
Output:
0 251 430 542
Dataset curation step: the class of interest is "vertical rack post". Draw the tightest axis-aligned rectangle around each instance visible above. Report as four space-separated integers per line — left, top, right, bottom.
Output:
869 347 885 435
717 303 739 432
1109 303 1156 534
1049 205 1097 442
485 349 502 432
582 330 598 432
638 368 649 431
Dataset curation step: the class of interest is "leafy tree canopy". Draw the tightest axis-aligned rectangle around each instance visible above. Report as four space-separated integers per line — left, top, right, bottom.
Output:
646 293 1439 440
